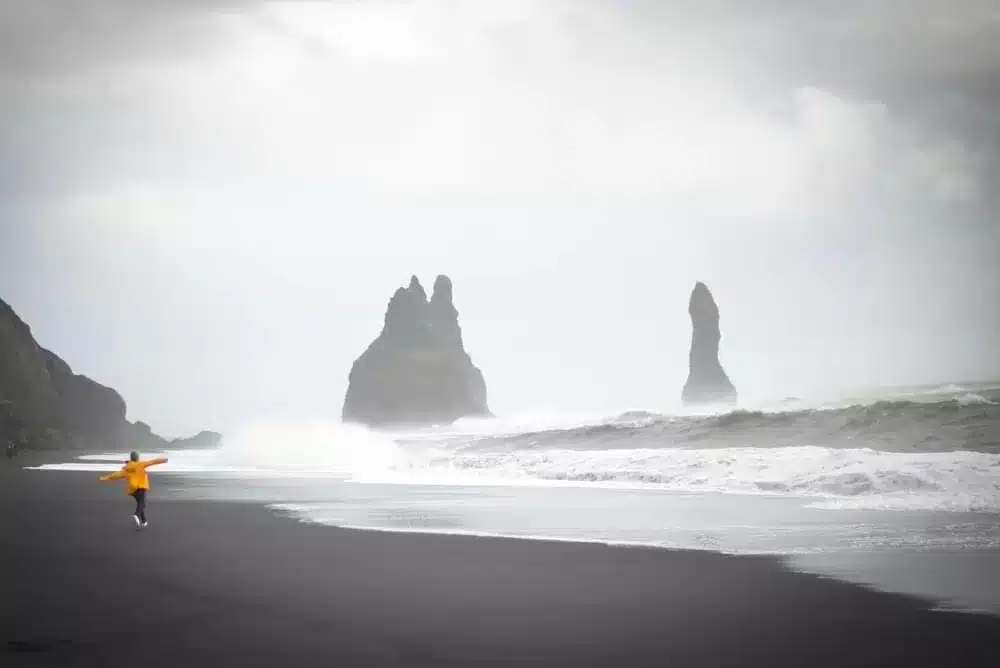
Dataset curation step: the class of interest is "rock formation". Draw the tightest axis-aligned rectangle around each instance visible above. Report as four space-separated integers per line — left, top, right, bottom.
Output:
170 430 224 449
681 282 737 406
343 275 491 427
1 296 217 451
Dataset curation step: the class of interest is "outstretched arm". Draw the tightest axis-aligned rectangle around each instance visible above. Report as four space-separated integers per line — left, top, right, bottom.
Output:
140 457 168 469
100 469 127 482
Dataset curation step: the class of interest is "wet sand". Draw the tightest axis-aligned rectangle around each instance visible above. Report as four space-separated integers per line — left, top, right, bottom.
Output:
3 459 999 666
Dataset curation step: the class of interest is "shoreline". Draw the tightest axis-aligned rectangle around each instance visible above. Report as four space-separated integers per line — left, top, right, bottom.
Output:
5 462 1000 666
22 449 1000 616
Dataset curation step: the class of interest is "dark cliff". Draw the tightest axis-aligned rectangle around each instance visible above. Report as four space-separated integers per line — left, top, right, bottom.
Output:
343 275 490 427
1 296 214 451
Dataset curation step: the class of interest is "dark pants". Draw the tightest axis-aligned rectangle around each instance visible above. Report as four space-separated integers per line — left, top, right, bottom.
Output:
131 489 147 523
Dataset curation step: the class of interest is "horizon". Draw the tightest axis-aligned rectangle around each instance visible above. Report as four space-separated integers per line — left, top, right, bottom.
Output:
3 1 999 437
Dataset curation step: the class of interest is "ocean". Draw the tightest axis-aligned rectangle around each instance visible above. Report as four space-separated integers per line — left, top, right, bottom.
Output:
33 381 1000 615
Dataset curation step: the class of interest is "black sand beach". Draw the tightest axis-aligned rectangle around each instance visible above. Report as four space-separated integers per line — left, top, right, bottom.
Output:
3 459 1000 667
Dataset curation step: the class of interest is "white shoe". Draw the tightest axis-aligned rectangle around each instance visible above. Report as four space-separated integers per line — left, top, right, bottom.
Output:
132 515 141 529
141 521 148 529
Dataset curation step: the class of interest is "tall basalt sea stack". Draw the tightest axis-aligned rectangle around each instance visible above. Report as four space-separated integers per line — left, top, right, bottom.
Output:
343 275 491 428
681 282 737 406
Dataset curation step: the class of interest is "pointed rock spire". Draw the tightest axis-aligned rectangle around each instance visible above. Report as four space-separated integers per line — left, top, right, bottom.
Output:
429 274 463 351
430 274 453 307
681 282 737 406
408 275 427 302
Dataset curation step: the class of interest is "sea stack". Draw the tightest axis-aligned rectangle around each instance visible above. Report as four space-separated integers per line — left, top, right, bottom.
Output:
681 282 737 406
342 275 491 428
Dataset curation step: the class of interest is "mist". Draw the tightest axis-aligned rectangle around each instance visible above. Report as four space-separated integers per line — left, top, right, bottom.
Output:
2 0 998 437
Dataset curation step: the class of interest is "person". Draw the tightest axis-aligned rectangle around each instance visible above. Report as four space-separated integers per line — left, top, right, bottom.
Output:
99 451 168 529
4 440 14 459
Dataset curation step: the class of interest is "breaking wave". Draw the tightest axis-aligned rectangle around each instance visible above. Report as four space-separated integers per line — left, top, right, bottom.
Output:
356 445 1000 512
35 384 1000 512
456 395 1000 454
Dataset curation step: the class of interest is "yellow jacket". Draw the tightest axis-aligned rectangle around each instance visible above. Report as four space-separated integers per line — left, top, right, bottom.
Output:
100 457 168 495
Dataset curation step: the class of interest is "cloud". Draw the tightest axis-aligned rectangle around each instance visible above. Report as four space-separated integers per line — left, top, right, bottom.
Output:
2 0 984 220
0 0 260 79
789 88 982 207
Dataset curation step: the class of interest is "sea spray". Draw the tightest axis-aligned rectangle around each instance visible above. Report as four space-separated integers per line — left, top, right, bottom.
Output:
50 421 406 478
31 383 1000 512
205 421 406 475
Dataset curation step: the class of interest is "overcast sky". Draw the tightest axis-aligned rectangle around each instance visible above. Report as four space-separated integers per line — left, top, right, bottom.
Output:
2 0 998 436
